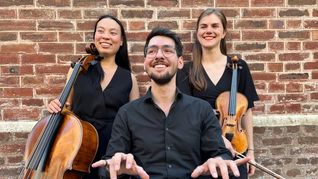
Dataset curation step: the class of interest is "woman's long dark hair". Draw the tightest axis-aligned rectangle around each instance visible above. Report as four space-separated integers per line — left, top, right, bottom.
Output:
190 8 227 91
92 14 131 71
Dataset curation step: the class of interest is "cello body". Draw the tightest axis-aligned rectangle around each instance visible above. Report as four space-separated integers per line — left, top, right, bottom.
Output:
23 110 98 178
20 51 99 179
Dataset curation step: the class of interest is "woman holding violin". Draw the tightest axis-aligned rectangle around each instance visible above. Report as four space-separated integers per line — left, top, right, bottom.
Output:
47 14 140 178
177 8 259 178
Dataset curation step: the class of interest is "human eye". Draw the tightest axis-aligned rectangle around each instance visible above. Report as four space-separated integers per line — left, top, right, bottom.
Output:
110 30 119 35
147 47 157 55
163 47 175 54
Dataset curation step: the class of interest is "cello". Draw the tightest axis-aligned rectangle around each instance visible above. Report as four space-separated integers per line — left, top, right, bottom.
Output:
216 56 286 179
20 44 99 179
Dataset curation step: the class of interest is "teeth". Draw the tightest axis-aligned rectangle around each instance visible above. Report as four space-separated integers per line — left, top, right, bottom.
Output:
154 64 166 68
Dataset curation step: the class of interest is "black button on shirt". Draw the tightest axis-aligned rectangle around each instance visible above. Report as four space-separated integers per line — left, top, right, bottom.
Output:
104 88 232 179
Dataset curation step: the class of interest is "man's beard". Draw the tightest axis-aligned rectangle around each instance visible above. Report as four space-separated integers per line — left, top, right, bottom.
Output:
148 71 175 85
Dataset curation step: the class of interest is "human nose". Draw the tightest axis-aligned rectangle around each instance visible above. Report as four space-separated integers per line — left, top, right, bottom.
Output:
155 48 165 57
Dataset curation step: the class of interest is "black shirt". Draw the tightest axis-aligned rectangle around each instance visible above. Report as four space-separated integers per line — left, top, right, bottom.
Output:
177 57 259 109
103 88 232 179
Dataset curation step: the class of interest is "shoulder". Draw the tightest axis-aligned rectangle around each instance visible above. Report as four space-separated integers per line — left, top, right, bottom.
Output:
180 93 211 109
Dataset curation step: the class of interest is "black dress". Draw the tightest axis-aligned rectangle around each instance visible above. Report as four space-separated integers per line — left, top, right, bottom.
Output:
177 56 259 179
71 61 132 179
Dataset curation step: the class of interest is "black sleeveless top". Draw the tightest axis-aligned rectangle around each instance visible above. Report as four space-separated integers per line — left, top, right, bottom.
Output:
71 62 132 130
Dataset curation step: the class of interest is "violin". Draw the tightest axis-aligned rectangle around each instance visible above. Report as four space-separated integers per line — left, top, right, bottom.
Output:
20 44 99 179
216 56 248 154
215 56 286 179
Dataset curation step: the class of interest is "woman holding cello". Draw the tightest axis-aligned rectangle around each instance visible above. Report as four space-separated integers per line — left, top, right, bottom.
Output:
177 8 259 178
47 14 140 178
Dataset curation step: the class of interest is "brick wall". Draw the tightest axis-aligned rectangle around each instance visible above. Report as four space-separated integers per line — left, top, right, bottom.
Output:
0 0 317 178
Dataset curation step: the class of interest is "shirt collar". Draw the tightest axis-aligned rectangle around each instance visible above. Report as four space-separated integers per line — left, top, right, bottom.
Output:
144 87 183 104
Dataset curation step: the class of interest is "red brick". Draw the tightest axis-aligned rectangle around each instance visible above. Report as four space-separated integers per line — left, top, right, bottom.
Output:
181 20 196 30
19 9 55 19
252 72 276 81
127 32 151 42
304 42 318 50
122 10 153 19
130 43 144 54
35 65 69 74
21 32 57 42
38 43 74 54
279 9 309 17
304 62 318 70
0 54 19 64
83 9 118 19
268 82 285 92
279 73 309 80
109 0 144 7
0 9 17 19
311 93 318 100
242 31 275 41
286 42 301 50
148 21 178 30
286 82 303 92
22 98 44 107
285 63 300 71
267 63 283 72
148 0 178 7
158 10 190 19
286 20 302 28
37 0 71 7
59 32 84 42
0 99 19 108
59 10 82 19
0 0 33 6
0 77 19 87
268 42 284 51
278 31 310 39
38 20 74 30
277 94 307 102
251 0 284 6
313 30 318 40
0 20 36 31
235 43 266 51
286 103 301 113
216 0 248 7
35 87 64 96
3 108 41 120
21 54 55 64
0 32 17 41
288 0 316 5
235 20 267 29
128 21 146 31
182 0 212 7
0 44 36 54
1 66 34 75
2 88 33 98
242 9 275 18
76 20 95 31
279 53 309 61
269 20 285 29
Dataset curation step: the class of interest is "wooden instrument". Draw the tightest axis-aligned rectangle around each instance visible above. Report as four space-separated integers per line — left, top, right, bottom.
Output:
216 56 286 179
20 46 99 179
216 56 248 153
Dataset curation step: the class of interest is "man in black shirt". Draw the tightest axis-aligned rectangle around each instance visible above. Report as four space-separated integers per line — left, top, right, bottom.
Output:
92 27 249 179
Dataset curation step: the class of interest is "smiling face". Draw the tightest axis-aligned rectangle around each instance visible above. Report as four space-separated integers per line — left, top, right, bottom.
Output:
94 18 123 57
196 13 226 50
144 35 183 85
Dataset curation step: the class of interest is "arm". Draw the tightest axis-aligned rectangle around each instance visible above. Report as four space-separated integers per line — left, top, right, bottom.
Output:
242 108 255 176
191 106 250 178
129 74 140 101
